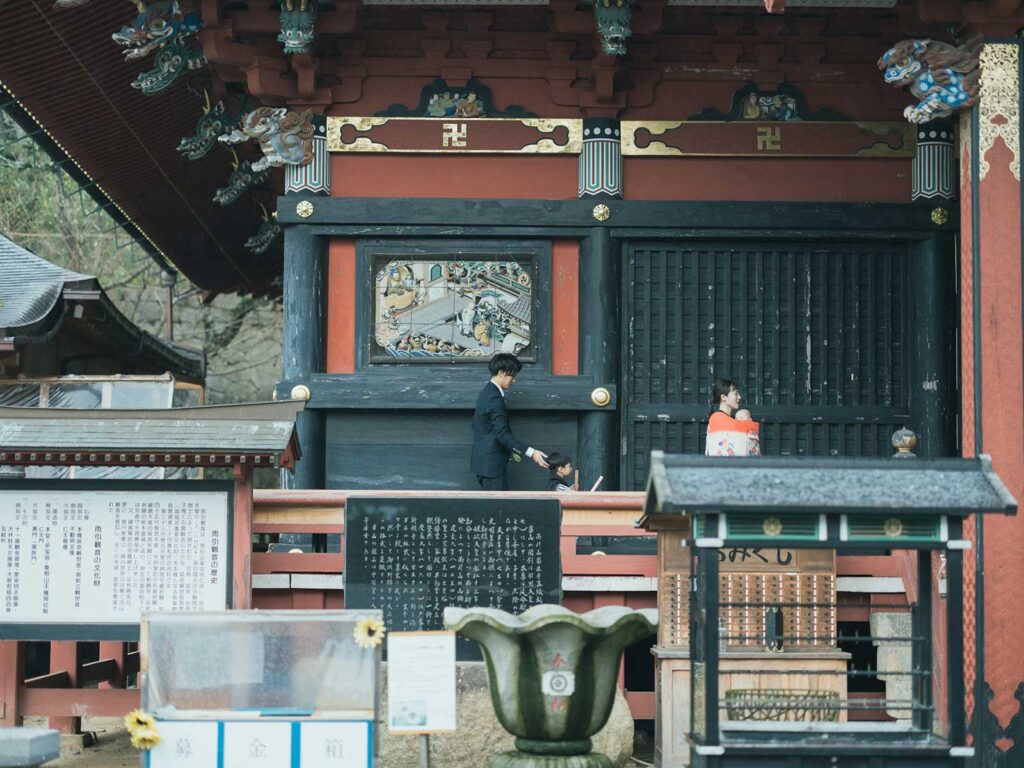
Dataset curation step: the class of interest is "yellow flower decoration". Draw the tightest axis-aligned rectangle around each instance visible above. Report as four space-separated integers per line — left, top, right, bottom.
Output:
353 616 386 649
124 709 155 733
129 726 161 751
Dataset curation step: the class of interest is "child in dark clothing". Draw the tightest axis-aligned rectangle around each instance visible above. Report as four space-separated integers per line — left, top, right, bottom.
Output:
545 451 579 492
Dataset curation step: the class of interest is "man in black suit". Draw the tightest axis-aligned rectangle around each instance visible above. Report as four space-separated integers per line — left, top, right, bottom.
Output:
471 353 549 490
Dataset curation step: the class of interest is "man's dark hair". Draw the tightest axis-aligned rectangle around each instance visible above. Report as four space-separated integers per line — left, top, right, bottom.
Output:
546 451 572 471
489 353 523 377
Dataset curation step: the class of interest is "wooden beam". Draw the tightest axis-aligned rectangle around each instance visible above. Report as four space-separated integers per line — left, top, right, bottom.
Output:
253 489 645 510
125 651 140 678
79 659 119 688
989 0 1022 16
20 688 139 717
252 552 344 574
276 197 957 233
24 672 70 690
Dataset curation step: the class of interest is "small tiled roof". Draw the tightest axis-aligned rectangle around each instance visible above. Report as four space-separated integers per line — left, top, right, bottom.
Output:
0 401 304 470
644 453 1017 518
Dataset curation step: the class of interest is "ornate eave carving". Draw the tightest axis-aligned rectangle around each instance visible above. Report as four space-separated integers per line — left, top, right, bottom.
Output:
978 42 1021 181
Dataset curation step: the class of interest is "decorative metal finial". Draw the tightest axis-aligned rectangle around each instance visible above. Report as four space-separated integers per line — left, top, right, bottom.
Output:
931 207 949 225
891 426 918 458
592 203 611 222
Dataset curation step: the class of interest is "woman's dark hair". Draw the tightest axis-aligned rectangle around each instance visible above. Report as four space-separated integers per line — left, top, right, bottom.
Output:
489 353 523 377
709 378 738 417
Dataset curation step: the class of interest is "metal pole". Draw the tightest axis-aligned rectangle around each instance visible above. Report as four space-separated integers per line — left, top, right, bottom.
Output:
161 270 177 341
417 734 430 768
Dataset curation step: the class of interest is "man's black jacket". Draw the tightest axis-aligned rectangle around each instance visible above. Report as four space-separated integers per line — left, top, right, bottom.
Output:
470 381 528 478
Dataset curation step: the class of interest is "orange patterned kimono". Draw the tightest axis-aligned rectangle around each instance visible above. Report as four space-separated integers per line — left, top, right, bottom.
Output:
705 411 761 457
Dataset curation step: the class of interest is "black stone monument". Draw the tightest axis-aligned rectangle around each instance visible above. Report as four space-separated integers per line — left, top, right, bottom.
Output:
345 496 562 659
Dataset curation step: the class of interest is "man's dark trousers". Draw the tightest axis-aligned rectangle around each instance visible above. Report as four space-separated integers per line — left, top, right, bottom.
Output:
471 381 528 490
478 472 509 491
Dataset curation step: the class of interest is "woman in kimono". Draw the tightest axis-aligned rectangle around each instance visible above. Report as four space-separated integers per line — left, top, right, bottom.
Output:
706 378 760 456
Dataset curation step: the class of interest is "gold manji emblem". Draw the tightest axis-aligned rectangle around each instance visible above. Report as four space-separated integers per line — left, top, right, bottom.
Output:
592 204 611 222
762 517 783 537
296 200 314 218
756 126 782 151
883 518 904 537
442 122 468 147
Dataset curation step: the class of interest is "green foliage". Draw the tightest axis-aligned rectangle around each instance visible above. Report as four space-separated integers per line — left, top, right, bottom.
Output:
0 112 283 410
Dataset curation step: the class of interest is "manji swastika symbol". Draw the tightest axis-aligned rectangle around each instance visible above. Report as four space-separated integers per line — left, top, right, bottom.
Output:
442 122 468 147
756 126 782 151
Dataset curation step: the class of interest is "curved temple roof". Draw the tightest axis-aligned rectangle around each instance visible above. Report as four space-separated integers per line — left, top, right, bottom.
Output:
0 231 204 382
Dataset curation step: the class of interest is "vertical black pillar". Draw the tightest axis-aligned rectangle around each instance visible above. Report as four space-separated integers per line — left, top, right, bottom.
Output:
281 223 326 489
578 225 619 490
701 534 721 746
910 233 958 457
912 550 933 733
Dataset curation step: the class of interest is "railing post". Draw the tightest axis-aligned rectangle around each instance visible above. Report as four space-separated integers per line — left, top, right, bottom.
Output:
233 462 255 610
0 640 24 727
47 642 80 734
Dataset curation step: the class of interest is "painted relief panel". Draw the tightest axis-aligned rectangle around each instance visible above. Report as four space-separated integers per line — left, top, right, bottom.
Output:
372 256 534 362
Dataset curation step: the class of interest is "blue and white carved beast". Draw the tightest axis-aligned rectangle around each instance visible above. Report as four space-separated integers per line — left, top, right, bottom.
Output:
218 108 316 172
878 36 982 123
112 0 202 61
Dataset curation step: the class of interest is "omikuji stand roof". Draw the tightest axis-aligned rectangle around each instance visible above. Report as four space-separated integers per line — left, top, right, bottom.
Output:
643 452 1017 520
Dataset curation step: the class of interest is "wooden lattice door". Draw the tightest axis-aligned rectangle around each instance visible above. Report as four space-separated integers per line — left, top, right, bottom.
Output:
621 239 912 490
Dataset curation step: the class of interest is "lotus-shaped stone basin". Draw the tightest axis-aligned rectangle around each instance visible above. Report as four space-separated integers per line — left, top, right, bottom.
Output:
444 605 657 767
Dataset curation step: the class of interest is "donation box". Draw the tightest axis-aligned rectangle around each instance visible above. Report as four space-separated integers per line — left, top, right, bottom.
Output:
140 610 382 768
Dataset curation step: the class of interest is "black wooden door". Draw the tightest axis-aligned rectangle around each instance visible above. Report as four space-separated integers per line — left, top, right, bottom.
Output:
621 240 914 490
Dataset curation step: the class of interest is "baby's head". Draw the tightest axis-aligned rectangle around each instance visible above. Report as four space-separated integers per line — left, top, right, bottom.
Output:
735 409 752 421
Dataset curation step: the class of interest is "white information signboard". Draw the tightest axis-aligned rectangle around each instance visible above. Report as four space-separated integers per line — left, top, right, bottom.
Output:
0 481 231 638
387 631 457 734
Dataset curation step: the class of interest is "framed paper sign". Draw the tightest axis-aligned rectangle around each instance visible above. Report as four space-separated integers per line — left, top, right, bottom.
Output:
0 480 233 640
371 255 535 362
387 631 457 733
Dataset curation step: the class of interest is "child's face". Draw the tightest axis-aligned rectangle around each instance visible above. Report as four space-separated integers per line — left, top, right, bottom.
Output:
556 463 573 478
735 409 752 421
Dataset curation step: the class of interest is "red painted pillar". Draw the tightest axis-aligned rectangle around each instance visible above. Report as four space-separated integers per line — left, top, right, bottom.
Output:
233 462 254 610
0 640 24 727
48 641 80 733
98 642 126 689
960 40 1024 760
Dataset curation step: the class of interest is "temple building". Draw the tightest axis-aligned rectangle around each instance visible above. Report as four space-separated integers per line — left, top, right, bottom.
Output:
1 0 1023 761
